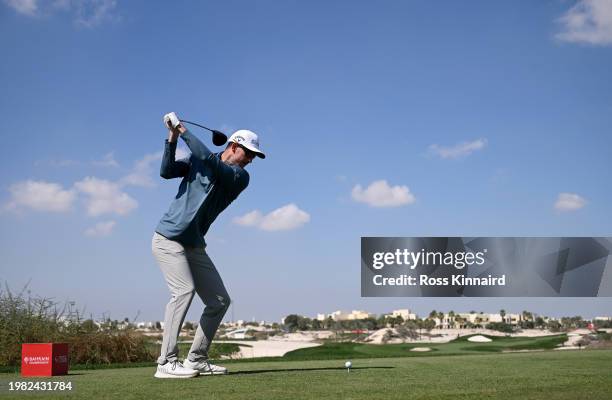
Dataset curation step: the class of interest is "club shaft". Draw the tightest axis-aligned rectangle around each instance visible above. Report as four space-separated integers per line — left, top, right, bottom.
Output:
180 120 213 132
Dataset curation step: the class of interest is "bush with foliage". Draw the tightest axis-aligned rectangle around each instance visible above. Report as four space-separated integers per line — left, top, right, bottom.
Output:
0 285 155 367
485 322 515 333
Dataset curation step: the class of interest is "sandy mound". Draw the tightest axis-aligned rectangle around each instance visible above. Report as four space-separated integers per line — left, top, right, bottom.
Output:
410 347 431 352
468 335 492 343
216 340 321 358
364 328 392 343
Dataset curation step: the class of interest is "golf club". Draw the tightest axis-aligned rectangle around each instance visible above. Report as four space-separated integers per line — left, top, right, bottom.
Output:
179 119 228 146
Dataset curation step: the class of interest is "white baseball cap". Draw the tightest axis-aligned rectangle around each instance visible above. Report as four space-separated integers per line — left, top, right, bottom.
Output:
228 129 266 159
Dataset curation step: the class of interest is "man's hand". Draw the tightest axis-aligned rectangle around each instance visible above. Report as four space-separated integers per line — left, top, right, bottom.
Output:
163 112 181 129
163 112 186 142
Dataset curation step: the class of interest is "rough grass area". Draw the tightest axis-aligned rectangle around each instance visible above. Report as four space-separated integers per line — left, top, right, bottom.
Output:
1 350 610 400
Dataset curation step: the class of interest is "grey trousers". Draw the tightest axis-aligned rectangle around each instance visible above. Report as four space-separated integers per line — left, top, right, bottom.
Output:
152 232 231 365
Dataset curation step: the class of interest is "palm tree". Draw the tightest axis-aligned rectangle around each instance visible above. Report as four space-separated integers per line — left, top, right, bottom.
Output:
500 309 506 324
423 319 436 337
437 311 445 329
448 311 456 329
522 310 532 321
416 318 423 340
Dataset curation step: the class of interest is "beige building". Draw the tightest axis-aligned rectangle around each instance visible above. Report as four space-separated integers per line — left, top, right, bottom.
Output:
347 310 374 320
435 312 523 328
391 309 417 320
317 310 375 321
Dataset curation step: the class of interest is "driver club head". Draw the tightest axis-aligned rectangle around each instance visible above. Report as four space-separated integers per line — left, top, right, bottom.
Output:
212 130 228 146
177 119 228 146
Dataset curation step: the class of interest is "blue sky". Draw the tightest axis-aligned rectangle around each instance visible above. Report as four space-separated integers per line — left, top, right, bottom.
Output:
1 0 611 322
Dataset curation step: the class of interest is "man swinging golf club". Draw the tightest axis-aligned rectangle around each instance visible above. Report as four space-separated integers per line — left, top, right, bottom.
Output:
152 112 265 378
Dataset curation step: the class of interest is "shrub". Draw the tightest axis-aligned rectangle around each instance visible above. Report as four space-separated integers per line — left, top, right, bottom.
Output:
485 322 515 333
599 332 612 341
67 331 155 365
253 331 269 341
0 285 155 367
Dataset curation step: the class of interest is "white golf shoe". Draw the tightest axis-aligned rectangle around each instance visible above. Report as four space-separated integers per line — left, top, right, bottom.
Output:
154 361 199 378
183 359 228 375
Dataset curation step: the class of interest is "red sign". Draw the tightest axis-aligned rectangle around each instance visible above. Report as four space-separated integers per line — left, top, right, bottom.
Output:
21 343 69 377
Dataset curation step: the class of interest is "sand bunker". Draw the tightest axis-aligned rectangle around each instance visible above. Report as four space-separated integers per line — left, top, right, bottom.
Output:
468 335 492 343
410 347 432 352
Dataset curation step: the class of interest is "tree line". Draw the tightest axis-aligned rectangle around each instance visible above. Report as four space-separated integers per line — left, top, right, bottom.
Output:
283 310 595 334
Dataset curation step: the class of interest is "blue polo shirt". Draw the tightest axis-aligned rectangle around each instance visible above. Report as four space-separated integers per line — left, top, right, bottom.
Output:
155 129 249 248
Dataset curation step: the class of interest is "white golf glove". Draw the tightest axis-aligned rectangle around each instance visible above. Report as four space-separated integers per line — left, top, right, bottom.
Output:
163 112 181 129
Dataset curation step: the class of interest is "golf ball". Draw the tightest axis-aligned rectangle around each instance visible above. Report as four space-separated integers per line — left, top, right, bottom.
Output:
345 361 352 368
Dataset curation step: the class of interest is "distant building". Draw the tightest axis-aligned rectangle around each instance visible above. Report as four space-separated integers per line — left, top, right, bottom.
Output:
504 314 521 325
391 309 417 320
347 310 373 320
318 310 375 321
432 312 523 329
330 310 349 321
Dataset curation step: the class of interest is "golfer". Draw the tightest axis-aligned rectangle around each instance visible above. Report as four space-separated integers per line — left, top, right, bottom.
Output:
152 112 265 378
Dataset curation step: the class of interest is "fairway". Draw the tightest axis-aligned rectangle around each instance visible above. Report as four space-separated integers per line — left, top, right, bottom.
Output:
279 334 568 360
1 350 611 399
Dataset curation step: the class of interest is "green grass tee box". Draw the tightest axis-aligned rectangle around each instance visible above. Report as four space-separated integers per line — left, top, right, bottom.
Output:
1 349 611 400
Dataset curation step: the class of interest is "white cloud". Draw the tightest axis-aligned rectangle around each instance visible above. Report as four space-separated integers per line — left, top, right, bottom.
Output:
351 180 416 208
233 203 310 231
260 204 310 231
233 210 264 227
8 148 177 217
3 0 38 15
92 152 119 168
554 192 587 212
2 0 120 27
119 152 161 188
556 0 612 45
428 138 487 159
84 220 116 237
4 180 76 212
74 176 137 216
120 149 190 188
